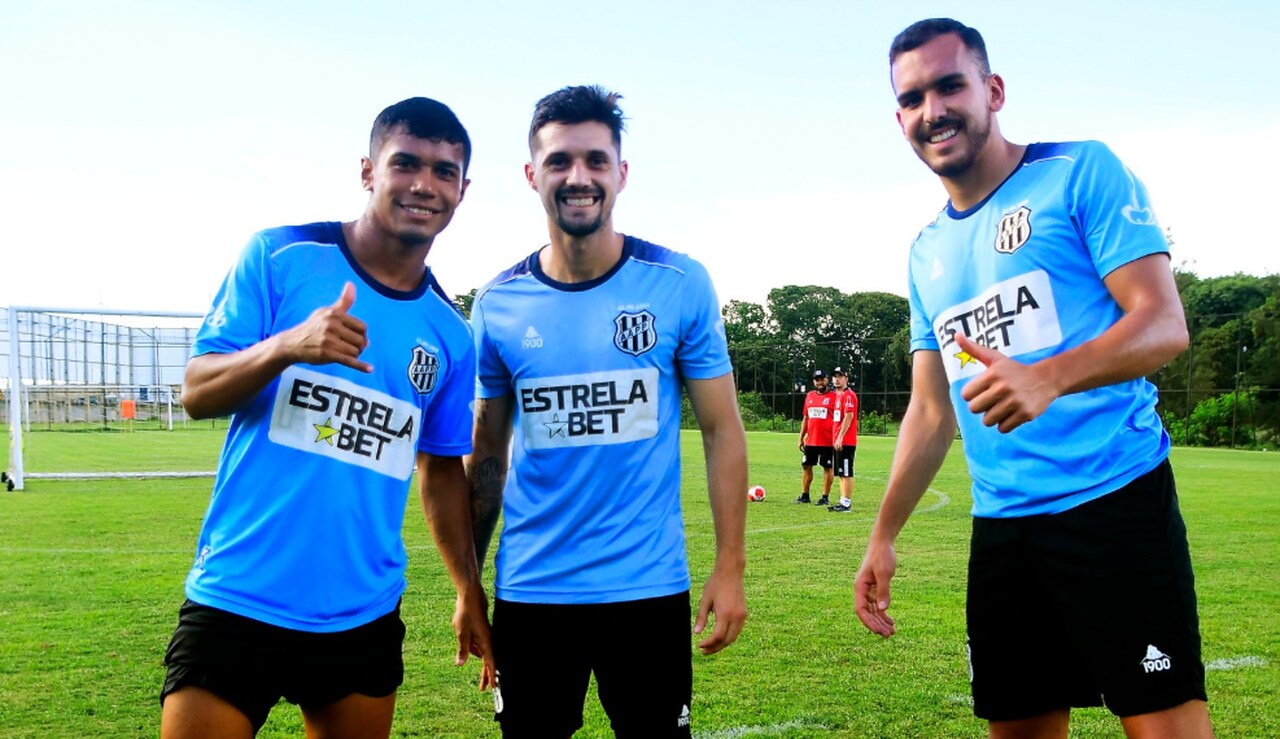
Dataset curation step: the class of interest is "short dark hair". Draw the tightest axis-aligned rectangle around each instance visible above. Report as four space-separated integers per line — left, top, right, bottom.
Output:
889 18 991 79
528 85 626 154
369 97 472 174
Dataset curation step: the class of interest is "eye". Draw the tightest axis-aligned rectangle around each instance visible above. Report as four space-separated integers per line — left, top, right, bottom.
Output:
589 154 609 167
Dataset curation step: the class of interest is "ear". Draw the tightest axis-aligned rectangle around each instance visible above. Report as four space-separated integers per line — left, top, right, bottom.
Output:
458 178 470 204
618 160 629 193
525 162 537 191
896 109 907 139
361 157 374 192
988 73 1006 113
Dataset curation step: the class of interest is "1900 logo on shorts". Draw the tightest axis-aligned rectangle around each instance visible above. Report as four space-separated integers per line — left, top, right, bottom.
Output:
1141 644 1172 673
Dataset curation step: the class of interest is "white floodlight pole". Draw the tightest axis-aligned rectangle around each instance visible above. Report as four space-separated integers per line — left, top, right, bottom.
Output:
7 308 25 490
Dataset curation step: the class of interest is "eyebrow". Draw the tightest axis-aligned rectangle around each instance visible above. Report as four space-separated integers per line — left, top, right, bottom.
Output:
896 72 967 107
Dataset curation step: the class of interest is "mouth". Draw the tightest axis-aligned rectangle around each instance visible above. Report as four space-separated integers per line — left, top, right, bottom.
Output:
923 120 961 146
558 189 602 208
399 202 442 217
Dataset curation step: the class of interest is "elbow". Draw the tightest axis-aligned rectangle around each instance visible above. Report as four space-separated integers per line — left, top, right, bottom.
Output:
181 391 214 420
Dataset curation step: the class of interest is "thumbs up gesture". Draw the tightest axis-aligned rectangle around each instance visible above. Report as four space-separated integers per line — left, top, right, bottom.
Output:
290 282 373 372
955 333 1057 433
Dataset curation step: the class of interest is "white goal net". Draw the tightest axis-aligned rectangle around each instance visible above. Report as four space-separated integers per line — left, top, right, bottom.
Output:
3 306 217 490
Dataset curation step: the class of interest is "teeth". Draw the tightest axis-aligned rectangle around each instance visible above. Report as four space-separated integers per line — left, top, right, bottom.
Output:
929 129 958 144
403 205 436 215
564 197 595 207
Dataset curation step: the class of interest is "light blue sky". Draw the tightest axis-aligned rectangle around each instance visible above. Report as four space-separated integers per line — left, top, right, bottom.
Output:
4 0 1276 312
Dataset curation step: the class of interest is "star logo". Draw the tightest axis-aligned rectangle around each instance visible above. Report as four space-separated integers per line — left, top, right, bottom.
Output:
955 350 979 369
314 417 339 445
544 413 567 439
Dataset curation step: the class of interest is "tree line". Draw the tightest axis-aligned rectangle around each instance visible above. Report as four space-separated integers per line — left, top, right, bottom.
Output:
457 270 1280 449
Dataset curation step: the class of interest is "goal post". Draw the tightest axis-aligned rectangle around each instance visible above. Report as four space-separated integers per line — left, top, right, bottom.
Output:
3 305 218 491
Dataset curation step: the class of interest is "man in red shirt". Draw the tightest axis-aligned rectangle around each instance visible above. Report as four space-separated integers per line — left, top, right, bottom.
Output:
796 369 836 505
829 367 859 512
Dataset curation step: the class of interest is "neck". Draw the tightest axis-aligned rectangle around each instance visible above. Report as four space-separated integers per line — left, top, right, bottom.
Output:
344 216 431 293
540 224 624 284
942 136 1026 211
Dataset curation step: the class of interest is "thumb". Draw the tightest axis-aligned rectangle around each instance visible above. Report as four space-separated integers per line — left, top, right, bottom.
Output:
693 594 711 635
954 333 1001 366
333 282 356 313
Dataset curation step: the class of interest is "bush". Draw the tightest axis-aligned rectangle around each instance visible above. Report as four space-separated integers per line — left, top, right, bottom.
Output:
1163 390 1260 448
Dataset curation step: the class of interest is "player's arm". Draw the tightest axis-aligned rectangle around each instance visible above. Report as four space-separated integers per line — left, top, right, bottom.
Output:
855 351 956 637
798 413 809 451
685 373 749 655
465 393 514 570
182 283 371 419
417 452 495 687
958 253 1187 433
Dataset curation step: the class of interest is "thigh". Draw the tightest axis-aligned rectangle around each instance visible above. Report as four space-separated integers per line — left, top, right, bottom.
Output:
160 685 256 739
288 604 406 711
160 600 287 732
491 599 592 738
1045 461 1207 717
834 447 856 477
801 446 820 468
300 691 396 739
967 519 1100 722
815 446 834 470
593 592 693 739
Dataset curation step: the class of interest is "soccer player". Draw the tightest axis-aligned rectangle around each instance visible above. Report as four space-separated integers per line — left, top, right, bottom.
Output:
159 98 493 738
466 85 748 738
796 369 836 505
853 18 1215 739
828 367 858 512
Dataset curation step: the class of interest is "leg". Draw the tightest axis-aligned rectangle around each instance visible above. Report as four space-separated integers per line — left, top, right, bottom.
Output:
302 692 397 739
988 709 1070 739
491 599 591 738
822 466 834 496
1120 699 1214 739
801 466 813 493
161 685 256 739
594 593 692 739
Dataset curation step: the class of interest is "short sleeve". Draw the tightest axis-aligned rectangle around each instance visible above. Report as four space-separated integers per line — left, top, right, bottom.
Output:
471 296 513 399
677 260 733 380
1066 141 1170 279
417 325 476 456
192 234 276 357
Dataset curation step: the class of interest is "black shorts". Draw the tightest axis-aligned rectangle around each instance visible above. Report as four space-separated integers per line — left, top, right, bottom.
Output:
967 459 1206 721
160 599 405 730
801 445 833 469
833 446 856 477
491 592 692 738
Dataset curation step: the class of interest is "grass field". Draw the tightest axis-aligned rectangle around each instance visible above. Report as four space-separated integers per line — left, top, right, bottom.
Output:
1 428 1277 737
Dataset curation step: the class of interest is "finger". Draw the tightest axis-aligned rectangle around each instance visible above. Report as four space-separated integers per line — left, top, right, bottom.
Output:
693 592 711 635
456 631 470 667
954 333 1002 366
481 652 497 692
333 282 356 313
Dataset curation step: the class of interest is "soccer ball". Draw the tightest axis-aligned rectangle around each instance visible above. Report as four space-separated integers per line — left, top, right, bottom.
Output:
747 485 766 502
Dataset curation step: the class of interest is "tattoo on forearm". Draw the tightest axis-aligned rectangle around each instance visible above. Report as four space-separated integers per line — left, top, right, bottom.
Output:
467 456 506 570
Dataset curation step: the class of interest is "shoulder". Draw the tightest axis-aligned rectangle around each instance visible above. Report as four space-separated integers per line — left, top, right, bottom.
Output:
250 221 344 258
625 236 707 281
475 252 538 303
1023 140 1121 170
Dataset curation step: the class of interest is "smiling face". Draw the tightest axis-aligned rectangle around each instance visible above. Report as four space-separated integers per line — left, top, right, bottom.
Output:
813 376 829 392
891 32 1004 180
362 127 469 247
526 121 627 239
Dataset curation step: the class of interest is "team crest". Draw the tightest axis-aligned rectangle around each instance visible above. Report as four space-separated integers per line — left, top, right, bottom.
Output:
613 310 657 357
407 345 439 394
994 205 1032 254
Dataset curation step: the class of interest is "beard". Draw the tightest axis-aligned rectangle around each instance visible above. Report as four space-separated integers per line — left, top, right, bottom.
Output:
553 186 606 237
917 112 992 178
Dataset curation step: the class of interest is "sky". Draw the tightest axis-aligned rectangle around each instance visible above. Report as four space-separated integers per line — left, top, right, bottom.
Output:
3 0 1277 315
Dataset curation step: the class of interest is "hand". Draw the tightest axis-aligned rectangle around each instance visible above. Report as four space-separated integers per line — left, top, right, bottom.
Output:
854 539 897 638
694 566 747 655
451 588 496 691
834 439 843 452
797 438 805 452
955 334 1057 433
287 282 373 372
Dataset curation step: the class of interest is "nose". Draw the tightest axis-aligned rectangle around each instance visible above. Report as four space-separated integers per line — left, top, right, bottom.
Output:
922 91 948 125
410 172 437 197
566 159 591 187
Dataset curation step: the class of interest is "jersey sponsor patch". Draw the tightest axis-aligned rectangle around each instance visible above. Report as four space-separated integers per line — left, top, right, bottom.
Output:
807 406 830 420
269 366 420 479
934 270 1062 383
516 368 659 449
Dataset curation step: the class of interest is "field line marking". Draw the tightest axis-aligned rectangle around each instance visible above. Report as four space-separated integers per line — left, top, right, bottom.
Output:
694 720 829 738
1205 655 1267 671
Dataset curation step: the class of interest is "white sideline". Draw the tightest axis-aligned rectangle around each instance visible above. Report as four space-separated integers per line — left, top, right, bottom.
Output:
1206 655 1267 670
694 720 828 738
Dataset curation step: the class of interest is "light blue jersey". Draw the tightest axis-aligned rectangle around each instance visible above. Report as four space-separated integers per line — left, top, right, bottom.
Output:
186 222 475 631
908 142 1170 518
472 236 731 604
